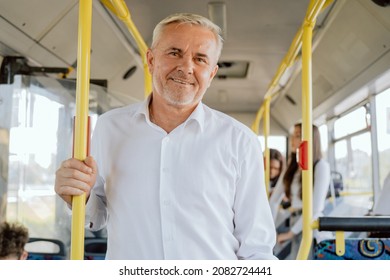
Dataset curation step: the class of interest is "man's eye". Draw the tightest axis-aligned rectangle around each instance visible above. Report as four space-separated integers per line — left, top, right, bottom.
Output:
196 57 206 63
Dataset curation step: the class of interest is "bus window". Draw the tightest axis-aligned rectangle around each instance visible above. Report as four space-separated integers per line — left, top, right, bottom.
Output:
350 132 372 192
334 107 367 139
334 107 372 193
7 92 66 238
375 88 390 189
3 76 102 249
258 136 287 158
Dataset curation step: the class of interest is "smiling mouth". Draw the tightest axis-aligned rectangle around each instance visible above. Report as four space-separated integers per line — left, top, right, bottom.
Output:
170 78 194 86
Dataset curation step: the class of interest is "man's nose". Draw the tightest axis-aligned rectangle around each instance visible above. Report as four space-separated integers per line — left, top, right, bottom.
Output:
177 55 194 74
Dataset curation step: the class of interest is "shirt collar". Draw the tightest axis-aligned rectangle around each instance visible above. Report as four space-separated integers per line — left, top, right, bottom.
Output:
186 101 205 133
134 94 205 133
134 95 151 120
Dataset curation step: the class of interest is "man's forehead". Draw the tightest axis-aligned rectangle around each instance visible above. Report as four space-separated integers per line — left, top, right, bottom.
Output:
162 23 216 41
160 26 217 47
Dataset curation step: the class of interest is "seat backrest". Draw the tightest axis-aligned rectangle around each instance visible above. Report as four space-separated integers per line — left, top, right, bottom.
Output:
84 237 107 260
26 238 66 260
331 171 344 194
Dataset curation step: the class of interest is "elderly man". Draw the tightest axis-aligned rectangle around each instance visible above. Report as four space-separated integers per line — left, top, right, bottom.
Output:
55 13 276 260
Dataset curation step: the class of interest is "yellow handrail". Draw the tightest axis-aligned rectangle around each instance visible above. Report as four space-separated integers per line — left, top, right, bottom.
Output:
71 0 93 260
251 0 333 132
296 0 327 260
251 104 264 134
297 19 314 260
101 0 152 97
251 0 332 259
263 97 271 197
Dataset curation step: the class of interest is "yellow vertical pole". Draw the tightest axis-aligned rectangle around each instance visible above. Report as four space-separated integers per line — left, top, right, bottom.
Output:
263 97 271 197
296 18 314 261
71 0 92 260
251 105 264 134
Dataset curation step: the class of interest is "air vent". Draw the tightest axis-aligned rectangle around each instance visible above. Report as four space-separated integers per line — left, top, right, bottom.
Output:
216 61 249 79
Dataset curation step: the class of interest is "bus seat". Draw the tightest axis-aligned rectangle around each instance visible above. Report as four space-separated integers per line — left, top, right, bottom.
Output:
327 171 343 199
314 238 390 260
84 237 107 260
315 216 390 260
274 240 292 259
331 171 343 195
26 238 66 260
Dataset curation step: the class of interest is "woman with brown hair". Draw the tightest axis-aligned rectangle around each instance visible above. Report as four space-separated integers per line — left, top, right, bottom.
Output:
269 148 284 195
269 123 331 258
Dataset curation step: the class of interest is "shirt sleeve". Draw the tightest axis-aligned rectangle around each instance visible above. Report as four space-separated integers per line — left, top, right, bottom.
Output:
291 160 330 235
85 119 108 231
233 135 278 260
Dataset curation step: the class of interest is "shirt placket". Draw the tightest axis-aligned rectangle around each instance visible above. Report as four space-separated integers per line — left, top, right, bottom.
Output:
159 135 176 259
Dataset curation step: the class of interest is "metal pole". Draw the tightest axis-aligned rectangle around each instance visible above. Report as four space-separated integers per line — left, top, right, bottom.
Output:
71 0 92 260
296 18 314 260
263 97 271 196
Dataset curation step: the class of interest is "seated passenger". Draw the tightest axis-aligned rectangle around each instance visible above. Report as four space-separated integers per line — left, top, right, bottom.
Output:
0 221 29 260
269 148 284 196
269 123 332 259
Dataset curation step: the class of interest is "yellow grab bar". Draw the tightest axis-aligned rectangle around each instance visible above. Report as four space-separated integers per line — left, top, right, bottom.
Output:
101 0 152 97
263 97 271 196
251 0 333 132
71 0 93 260
296 0 327 260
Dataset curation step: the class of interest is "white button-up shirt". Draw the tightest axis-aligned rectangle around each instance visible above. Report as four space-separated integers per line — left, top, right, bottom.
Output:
86 97 277 260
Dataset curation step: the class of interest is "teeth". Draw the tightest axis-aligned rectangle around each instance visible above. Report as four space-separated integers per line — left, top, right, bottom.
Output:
172 78 191 85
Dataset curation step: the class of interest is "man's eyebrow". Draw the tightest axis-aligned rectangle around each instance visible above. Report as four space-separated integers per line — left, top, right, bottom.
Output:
195 53 209 60
166 48 209 59
166 47 182 53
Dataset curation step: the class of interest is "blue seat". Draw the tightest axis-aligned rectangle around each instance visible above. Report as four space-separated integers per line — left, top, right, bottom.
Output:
84 237 107 260
314 238 390 260
26 238 66 260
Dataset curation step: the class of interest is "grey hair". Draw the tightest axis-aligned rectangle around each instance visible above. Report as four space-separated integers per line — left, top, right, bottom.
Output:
151 13 224 60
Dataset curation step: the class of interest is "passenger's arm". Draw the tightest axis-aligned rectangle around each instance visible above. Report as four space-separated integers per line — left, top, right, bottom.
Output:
84 119 108 231
289 160 330 236
233 136 277 260
269 171 286 222
311 160 331 220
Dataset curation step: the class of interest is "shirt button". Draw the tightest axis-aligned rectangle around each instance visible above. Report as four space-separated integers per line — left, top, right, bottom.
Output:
166 235 173 242
162 167 169 173
163 200 171 206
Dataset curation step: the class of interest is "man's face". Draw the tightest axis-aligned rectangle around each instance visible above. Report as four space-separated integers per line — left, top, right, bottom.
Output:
147 23 219 109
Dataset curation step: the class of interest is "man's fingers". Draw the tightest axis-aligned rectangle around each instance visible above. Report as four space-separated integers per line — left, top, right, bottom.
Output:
58 177 91 192
61 158 93 174
84 156 97 174
55 157 97 206
60 168 93 184
56 184 85 196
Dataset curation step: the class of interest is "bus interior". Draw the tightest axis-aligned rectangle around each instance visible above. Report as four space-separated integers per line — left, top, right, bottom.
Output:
0 0 390 260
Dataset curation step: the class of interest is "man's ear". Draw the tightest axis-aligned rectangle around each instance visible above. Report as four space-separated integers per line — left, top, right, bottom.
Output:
207 64 219 88
146 49 154 74
210 64 219 79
